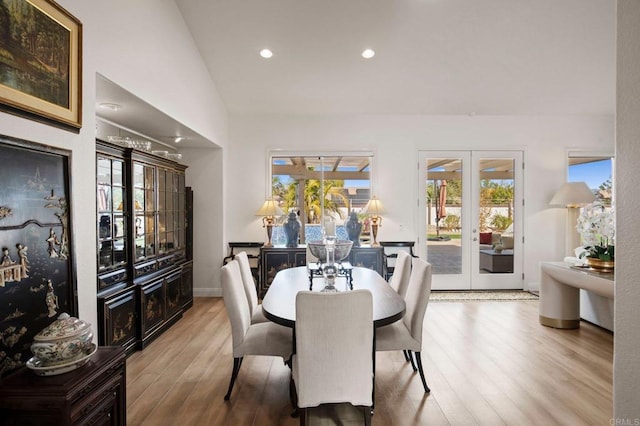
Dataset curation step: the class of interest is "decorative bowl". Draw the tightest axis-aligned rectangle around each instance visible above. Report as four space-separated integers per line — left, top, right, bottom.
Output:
307 240 353 263
30 313 94 366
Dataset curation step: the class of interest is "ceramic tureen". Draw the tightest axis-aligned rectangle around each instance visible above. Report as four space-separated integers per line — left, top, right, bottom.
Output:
30 313 94 367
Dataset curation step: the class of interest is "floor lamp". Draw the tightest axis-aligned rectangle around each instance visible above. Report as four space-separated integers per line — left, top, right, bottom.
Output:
549 182 596 257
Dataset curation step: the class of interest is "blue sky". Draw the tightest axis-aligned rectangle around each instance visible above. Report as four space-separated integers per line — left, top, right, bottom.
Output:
568 159 612 190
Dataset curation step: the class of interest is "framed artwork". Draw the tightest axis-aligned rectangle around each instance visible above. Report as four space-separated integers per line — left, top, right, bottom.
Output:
0 134 77 378
0 0 82 130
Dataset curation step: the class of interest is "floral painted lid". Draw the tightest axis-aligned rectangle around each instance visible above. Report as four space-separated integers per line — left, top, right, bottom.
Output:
33 313 91 341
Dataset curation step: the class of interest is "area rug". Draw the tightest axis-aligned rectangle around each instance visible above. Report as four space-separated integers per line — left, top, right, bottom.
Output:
430 290 539 302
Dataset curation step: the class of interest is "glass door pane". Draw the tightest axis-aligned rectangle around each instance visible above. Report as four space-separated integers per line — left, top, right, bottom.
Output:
471 152 523 289
420 151 472 290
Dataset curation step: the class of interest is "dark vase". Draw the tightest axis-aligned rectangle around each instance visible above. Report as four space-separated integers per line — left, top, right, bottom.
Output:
284 211 301 247
345 212 362 247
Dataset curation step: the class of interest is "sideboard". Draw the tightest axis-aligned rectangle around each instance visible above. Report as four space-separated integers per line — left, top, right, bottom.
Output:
0 346 126 425
259 245 384 297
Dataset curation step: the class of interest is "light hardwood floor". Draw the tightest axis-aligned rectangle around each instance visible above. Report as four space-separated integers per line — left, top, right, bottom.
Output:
126 297 613 425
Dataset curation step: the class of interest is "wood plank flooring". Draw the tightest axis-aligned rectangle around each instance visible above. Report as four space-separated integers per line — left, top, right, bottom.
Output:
126 297 613 425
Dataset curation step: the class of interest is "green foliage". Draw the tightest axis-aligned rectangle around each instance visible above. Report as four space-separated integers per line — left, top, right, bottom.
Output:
581 244 615 261
274 175 348 224
490 214 512 232
443 214 461 231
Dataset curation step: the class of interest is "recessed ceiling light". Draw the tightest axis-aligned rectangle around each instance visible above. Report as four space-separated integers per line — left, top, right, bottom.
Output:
260 48 273 59
174 136 184 143
99 102 122 111
361 49 375 59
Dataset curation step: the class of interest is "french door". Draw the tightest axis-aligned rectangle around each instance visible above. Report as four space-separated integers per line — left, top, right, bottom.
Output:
418 151 523 290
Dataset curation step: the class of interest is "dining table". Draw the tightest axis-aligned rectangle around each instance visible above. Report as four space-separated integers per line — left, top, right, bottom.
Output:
261 265 406 328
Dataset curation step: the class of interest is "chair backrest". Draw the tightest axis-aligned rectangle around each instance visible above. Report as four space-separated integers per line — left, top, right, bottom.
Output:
295 290 374 408
221 260 251 355
402 257 433 346
389 250 412 298
235 251 259 315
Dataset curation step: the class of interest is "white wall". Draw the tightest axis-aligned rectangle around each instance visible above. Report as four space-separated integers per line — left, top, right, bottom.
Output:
226 114 614 291
0 0 227 335
615 0 640 418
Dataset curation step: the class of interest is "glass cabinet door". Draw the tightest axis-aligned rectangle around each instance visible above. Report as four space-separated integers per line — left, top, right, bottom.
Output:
177 174 186 251
97 155 127 271
158 168 184 254
133 162 156 261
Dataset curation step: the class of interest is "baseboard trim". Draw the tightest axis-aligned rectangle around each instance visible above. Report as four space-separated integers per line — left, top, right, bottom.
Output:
194 288 222 297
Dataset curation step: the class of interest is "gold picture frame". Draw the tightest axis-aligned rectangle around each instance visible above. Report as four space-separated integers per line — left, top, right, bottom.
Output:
0 0 82 130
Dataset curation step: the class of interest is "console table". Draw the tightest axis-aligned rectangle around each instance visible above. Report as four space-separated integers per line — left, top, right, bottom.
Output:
539 261 614 329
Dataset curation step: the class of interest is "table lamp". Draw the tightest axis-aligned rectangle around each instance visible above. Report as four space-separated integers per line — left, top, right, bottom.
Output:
256 199 284 247
363 196 386 246
549 182 596 256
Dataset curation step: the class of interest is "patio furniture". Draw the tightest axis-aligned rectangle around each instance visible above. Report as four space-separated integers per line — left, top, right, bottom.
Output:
479 249 514 273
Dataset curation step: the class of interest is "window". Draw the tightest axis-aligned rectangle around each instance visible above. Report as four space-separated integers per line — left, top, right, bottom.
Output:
568 156 613 206
568 154 614 248
270 153 373 243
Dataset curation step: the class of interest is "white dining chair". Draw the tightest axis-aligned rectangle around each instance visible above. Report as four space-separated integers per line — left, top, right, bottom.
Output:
387 249 414 366
375 257 433 393
292 289 374 425
235 251 268 323
221 260 292 401
389 249 412 299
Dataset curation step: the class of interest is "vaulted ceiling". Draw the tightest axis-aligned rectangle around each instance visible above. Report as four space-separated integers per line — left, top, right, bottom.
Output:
175 0 615 116
96 1 616 149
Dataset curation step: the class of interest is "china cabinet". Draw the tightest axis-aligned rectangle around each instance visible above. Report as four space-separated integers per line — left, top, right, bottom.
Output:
96 140 192 353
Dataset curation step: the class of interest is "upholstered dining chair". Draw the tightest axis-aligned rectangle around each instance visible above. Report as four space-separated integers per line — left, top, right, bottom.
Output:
375 257 433 393
389 250 412 299
235 251 268 324
292 290 374 425
221 260 292 401
387 249 414 366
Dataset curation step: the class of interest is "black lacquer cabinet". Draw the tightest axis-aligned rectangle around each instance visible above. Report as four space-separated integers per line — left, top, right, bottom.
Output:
96 141 192 354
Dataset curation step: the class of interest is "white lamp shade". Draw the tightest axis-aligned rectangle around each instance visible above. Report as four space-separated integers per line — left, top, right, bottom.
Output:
363 196 386 216
256 199 284 217
549 182 596 207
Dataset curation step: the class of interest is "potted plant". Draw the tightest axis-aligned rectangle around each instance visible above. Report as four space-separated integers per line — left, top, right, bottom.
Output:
576 201 615 270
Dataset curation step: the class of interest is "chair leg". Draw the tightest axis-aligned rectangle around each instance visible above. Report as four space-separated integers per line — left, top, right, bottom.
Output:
299 407 309 426
407 350 417 372
414 352 431 393
290 377 300 418
403 349 411 362
224 357 243 400
363 406 372 425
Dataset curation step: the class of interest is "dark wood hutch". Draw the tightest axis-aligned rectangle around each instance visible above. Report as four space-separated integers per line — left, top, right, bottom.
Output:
96 140 193 354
